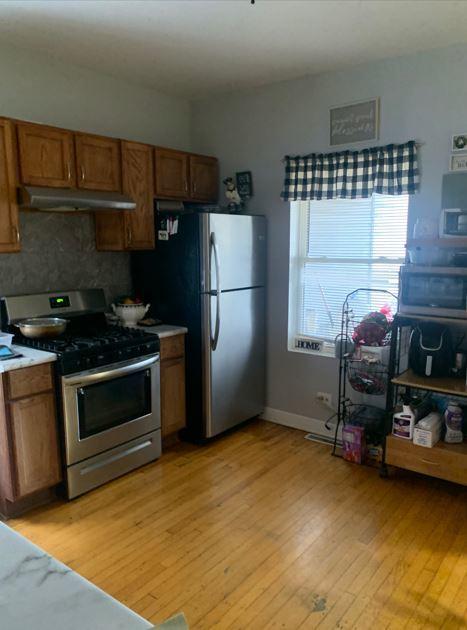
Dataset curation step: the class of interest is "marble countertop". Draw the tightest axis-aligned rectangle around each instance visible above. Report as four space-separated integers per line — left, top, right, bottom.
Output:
0 523 152 630
0 345 56 373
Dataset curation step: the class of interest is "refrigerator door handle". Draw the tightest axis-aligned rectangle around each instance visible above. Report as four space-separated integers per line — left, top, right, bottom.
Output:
210 232 221 350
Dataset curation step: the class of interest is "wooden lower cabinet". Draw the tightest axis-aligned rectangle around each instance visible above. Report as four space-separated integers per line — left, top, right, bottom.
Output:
159 334 187 441
160 357 186 439
0 363 62 517
9 393 61 498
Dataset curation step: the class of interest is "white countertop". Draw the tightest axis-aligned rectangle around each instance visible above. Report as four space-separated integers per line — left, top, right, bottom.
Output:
0 345 57 373
141 324 188 338
0 522 152 630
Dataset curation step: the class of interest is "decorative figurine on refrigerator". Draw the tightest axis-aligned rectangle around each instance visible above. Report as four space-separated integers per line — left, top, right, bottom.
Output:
223 176 242 212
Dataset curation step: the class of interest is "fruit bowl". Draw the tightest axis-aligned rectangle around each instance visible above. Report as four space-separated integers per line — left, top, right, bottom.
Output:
111 302 150 327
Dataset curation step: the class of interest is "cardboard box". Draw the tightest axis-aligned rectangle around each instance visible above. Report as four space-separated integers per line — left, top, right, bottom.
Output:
413 425 441 448
342 425 366 464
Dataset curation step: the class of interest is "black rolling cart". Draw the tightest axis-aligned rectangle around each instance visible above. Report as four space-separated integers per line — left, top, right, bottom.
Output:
332 288 398 468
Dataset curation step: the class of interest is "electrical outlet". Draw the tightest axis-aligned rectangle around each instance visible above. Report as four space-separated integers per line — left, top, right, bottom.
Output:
316 392 333 407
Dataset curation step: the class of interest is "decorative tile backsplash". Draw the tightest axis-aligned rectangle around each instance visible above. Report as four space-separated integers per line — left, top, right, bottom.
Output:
0 211 131 304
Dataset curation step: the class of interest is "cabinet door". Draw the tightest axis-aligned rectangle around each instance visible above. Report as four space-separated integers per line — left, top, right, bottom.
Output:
75 133 121 192
122 141 155 249
95 211 126 251
190 155 219 202
0 119 20 252
160 357 186 438
17 122 75 188
95 141 155 251
154 148 189 199
9 392 61 498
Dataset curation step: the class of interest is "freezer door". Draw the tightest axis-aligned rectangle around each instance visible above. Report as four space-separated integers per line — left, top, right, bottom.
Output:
201 214 266 292
202 287 265 438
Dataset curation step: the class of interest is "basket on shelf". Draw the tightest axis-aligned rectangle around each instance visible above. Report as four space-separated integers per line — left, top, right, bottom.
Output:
344 404 388 446
347 359 388 396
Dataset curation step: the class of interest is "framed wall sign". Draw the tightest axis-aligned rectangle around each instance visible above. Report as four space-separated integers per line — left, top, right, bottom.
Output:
450 154 467 172
330 98 380 146
452 133 467 152
236 171 253 198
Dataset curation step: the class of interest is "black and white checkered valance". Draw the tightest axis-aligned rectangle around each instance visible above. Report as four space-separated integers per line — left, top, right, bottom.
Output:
281 140 419 201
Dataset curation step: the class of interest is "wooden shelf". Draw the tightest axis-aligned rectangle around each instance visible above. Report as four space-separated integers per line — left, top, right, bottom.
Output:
392 369 467 397
406 237 467 248
388 434 467 456
396 313 467 327
386 434 467 485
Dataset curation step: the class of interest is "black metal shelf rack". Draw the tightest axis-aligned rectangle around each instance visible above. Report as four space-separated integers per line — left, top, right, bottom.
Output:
332 288 398 465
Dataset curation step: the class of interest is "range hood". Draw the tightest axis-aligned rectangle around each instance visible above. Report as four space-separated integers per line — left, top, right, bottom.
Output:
19 186 136 212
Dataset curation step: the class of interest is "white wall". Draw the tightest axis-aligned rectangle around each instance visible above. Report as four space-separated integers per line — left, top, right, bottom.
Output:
0 42 191 147
0 42 192 301
191 44 467 427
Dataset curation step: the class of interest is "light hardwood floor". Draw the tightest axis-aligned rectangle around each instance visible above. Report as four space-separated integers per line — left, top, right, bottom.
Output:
9 420 467 629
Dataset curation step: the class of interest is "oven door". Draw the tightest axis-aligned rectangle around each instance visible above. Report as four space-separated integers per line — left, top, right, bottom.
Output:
62 355 160 466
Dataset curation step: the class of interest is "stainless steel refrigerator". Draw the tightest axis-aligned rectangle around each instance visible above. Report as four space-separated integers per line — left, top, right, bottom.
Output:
132 212 266 439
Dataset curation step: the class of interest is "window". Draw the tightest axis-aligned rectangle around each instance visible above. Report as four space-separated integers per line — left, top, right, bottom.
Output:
288 194 409 356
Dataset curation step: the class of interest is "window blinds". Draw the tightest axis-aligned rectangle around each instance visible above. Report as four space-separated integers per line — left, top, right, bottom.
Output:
292 194 408 345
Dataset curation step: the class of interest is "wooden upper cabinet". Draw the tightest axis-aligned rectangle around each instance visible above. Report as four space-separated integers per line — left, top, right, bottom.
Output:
17 122 75 188
75 133 121 192
95 141 155 251
122 141 155 249
0 119 20 252
155 148 189 199
190 155 218 202
94 211 125 251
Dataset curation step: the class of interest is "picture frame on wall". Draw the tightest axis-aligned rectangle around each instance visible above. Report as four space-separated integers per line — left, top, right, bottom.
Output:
330 98 380 146
450 154 467 172
452 133 467 152
236 171 253 199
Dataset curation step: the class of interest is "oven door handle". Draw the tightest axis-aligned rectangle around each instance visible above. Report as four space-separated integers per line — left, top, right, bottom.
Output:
63 355 159 387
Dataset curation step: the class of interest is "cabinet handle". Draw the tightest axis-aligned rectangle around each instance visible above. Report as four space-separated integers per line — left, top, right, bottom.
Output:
12 225 19 243
185 180 188 192
193 182 197 193
420 458 440 466
15 395 37 406
67 163 72 181
127 224 132 245
80 165 85 182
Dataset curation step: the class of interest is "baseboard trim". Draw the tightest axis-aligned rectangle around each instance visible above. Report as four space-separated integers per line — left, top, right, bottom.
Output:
261 406 342 443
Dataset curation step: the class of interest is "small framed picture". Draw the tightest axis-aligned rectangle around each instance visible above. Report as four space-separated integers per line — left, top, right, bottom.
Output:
236 171 253 198
452 134 467 152
450 154 467 172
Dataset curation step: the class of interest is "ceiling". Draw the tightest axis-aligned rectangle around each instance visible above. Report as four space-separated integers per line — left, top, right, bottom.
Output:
1 0 467 99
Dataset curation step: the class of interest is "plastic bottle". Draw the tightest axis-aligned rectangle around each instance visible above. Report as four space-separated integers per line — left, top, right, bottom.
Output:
444 401 464 444
392 396 416 440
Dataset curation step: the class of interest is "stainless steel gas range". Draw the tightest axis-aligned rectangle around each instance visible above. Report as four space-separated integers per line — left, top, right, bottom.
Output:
1 289 161 499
